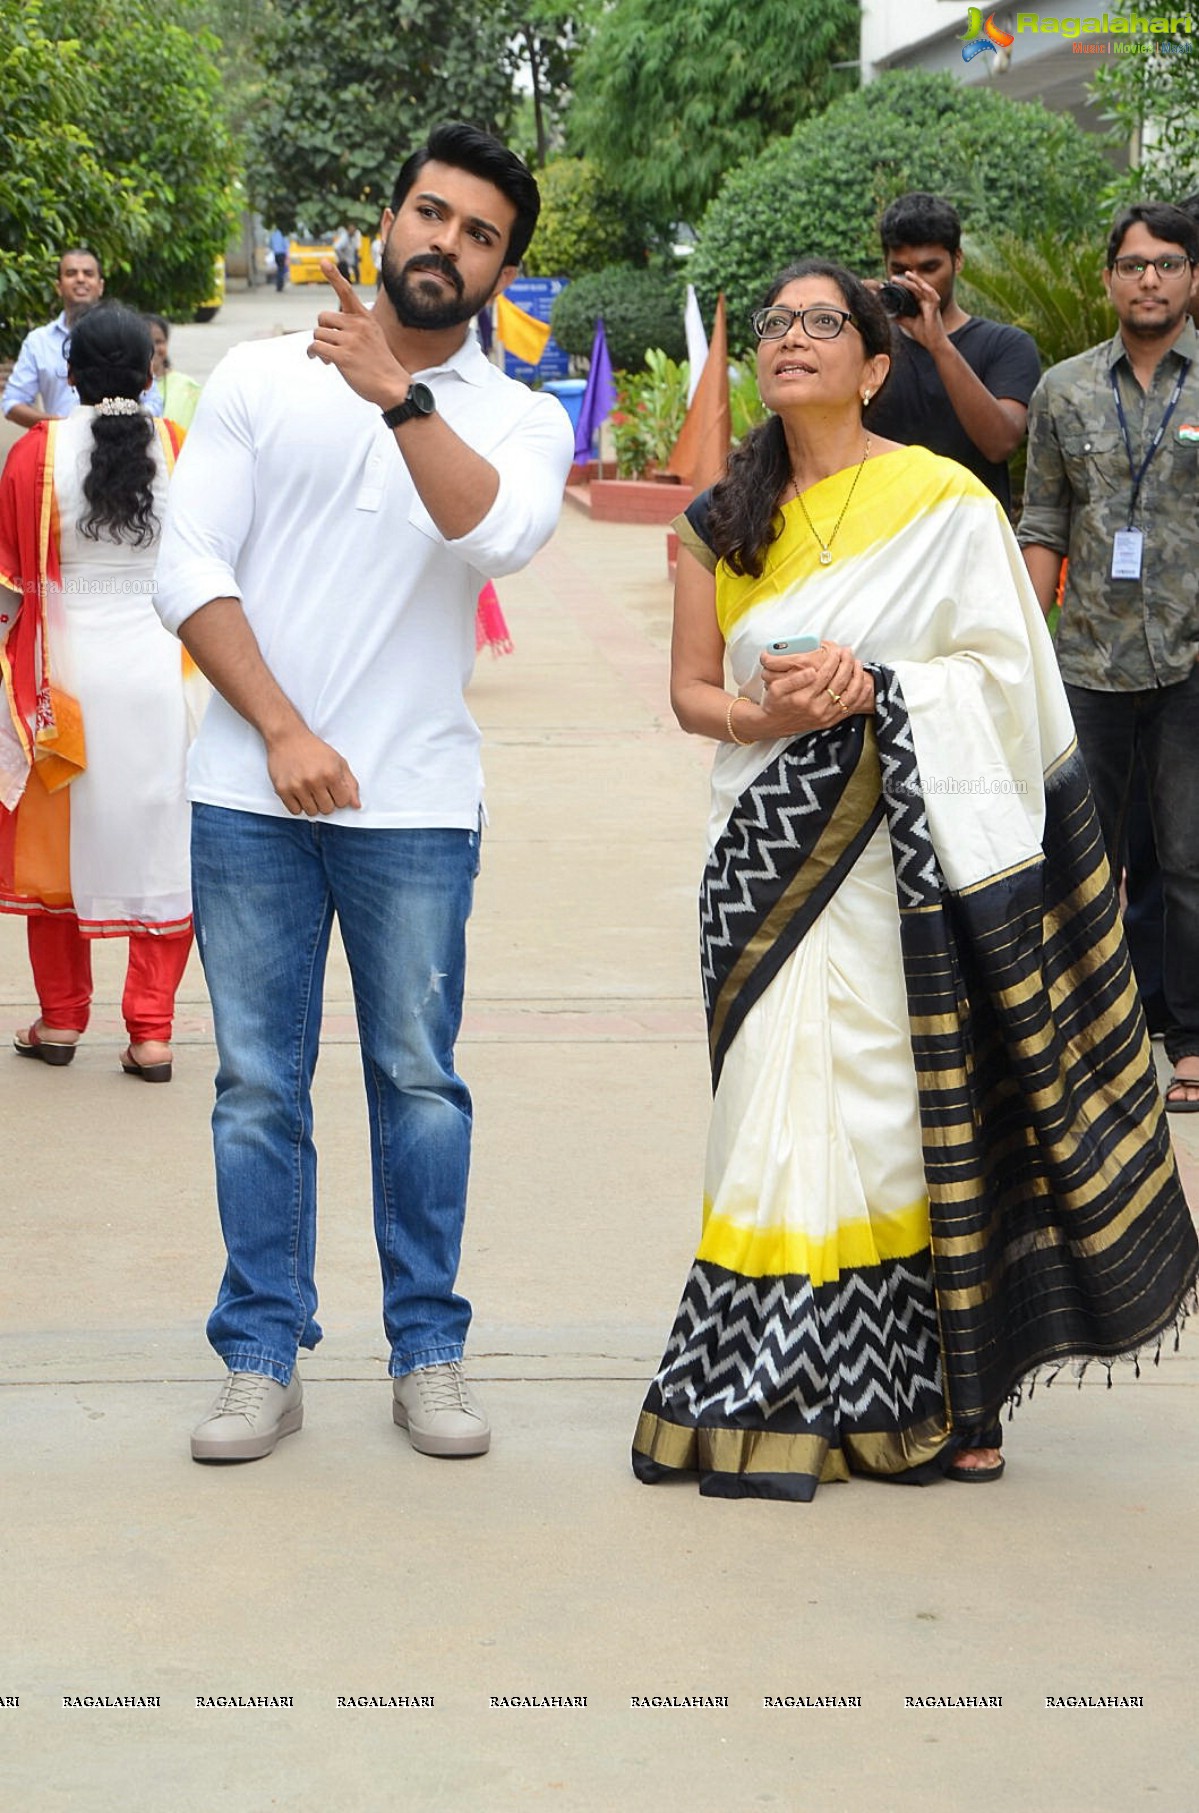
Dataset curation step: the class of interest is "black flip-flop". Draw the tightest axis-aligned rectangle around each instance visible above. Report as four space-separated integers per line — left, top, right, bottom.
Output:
1165 1075 1199 1114
120 1046 173 1084
13 1025 77 1067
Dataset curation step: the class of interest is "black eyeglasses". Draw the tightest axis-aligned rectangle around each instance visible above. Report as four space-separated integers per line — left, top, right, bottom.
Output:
1110 255 1193 282
750 305 860 342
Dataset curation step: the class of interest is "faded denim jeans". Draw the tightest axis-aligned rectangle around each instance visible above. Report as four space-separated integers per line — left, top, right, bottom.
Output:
191 804 480 1384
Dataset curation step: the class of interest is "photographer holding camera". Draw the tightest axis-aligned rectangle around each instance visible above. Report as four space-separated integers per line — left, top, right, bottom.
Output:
864 193 1040 516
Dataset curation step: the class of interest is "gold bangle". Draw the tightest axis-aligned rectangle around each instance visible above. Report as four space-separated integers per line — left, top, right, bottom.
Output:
726 695 753 746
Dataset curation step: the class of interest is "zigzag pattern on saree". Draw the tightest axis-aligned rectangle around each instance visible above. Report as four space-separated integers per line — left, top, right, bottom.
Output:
654 1260 941 1425
868 664 944 909
700 721 865 1009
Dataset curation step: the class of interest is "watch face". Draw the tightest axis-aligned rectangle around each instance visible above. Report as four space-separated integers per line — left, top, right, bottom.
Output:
382 384 435 429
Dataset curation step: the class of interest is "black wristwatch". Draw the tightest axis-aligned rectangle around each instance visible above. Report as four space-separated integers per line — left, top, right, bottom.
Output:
381 382 436 429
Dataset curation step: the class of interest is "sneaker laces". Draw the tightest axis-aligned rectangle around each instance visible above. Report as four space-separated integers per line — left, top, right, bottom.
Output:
214 1373 272 1417
414 1362 475 1414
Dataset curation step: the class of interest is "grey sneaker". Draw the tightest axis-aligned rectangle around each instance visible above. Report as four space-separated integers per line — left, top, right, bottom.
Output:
190 1370 303 1462
392 1362 490 1457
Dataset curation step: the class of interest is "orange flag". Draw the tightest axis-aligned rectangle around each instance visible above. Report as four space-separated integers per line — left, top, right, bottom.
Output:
667 292 731 489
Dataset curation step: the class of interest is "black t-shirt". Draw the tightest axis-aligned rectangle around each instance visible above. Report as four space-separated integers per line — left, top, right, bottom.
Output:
863 315 1040 514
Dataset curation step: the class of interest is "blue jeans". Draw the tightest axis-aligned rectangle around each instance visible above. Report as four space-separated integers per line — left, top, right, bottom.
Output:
191 805 480 1384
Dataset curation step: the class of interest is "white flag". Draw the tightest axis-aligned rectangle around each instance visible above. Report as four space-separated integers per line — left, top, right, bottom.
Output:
684 284 709 404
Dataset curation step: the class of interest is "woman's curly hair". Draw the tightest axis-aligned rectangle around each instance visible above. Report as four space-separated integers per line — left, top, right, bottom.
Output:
705 261 892 580
68 303 160 547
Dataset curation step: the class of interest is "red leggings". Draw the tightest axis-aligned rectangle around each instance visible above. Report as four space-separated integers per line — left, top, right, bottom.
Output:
27 915 193 1044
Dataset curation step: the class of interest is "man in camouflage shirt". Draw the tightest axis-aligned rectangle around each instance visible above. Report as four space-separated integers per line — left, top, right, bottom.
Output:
1018 202 1199 1112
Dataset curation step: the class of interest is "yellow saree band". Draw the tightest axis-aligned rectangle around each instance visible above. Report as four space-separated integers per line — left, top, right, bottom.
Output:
697 1197 931 1286
714 452 992 637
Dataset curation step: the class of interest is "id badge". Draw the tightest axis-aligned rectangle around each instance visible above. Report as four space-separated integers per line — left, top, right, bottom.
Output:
1111 528 1143 580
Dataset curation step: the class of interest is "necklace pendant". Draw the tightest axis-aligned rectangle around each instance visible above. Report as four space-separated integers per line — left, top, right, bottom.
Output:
818 549 833 566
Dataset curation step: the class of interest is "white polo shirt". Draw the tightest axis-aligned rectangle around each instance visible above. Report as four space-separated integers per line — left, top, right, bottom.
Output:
154 330 573 827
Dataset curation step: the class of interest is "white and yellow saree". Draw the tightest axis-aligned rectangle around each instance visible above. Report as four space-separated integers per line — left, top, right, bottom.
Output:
633 447 1196 1501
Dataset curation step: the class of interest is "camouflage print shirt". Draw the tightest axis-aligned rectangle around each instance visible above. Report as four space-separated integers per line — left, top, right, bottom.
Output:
1017 319 1199 691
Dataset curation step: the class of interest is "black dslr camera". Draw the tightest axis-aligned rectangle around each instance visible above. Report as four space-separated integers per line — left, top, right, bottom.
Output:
878 281 921 320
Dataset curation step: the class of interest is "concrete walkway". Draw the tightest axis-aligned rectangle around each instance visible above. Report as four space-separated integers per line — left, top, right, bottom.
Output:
2 286 1197 1812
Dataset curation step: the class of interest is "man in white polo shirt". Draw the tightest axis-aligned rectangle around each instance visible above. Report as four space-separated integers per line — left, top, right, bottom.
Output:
155 122 573 1464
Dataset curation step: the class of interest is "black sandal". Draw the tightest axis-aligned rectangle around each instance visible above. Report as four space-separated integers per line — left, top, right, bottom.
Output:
945 1454 1006 1483
13 1024 77 1067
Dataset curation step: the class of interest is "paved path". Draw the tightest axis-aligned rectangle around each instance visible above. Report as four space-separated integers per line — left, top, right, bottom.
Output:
1 288 1197 1810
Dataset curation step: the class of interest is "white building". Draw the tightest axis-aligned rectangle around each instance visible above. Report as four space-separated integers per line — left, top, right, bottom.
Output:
859 3 1129 134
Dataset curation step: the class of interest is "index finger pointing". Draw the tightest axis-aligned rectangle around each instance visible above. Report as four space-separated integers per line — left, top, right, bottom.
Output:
319 258 368 315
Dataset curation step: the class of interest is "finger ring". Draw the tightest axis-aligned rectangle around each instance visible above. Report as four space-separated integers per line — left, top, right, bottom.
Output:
827 688 842 705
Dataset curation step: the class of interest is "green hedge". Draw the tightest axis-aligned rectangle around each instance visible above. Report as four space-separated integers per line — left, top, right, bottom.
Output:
550 265 686 372
522 158 649 279
689 71 1114 354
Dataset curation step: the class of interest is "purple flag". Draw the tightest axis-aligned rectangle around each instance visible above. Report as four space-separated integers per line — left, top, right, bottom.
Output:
574 316 616 461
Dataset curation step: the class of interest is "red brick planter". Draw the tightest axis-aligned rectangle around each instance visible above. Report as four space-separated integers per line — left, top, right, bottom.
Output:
588 477 693 524
566 458 618 487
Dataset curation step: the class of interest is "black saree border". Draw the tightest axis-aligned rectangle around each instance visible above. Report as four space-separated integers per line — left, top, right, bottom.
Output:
631 1410 951 1502
702 718 884 1091
870 665 1199 1430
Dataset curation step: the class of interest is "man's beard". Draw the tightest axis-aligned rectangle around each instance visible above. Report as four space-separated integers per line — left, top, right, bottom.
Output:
382 246 485 330
1122 299 1188 341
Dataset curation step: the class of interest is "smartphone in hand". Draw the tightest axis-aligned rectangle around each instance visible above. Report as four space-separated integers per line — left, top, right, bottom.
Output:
766 635 820 655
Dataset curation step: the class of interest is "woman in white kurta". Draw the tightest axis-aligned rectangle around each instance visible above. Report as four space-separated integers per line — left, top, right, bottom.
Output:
632 262 1195 1500
0 303 198 1081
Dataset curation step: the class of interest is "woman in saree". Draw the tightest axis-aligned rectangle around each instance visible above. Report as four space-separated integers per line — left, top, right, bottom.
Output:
0 302 199 1082
632 261 1196 1502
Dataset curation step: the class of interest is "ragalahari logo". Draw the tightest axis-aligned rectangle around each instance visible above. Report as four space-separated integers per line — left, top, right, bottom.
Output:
960 9 1016 60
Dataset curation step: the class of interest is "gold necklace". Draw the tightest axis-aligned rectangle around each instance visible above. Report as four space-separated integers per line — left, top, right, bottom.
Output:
789 434 871 566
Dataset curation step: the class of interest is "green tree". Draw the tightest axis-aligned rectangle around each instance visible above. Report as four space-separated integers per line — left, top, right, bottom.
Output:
957 230 1112 370
689 72 1115 354
507 4 592 169
1 0 236 353
248 0 522 233
567 0 858 227
521 158 647 277
193 0 266 156
1088 5 1199 203
43 0 240 316
0 0 144 354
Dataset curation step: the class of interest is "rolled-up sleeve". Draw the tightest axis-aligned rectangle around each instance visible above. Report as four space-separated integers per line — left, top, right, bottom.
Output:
445 392 574 577
154 352 256 634
1016 375 1070 556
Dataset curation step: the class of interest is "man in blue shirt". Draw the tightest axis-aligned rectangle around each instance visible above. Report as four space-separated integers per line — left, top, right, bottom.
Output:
2 248 161 426
268 228 289 293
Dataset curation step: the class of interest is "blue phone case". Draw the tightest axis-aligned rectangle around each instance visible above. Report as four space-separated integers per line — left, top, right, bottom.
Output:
767 636 820 654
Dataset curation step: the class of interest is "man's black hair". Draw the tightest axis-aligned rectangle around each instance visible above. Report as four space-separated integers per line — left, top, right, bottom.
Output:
389 122 540 267
59 245 104 280
1179 192 1199 225
879 193 961 257
1107 202 1199 268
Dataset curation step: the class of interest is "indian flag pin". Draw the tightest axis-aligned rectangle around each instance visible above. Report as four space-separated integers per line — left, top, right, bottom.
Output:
1177 424 1199 443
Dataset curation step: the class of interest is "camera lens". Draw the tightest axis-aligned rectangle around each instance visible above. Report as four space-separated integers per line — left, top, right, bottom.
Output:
879 281 920 320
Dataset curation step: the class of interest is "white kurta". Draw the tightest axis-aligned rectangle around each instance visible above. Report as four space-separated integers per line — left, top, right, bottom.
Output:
51 409 193 932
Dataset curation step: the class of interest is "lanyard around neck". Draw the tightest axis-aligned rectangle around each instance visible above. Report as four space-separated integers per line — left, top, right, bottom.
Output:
1110 356 1189 527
